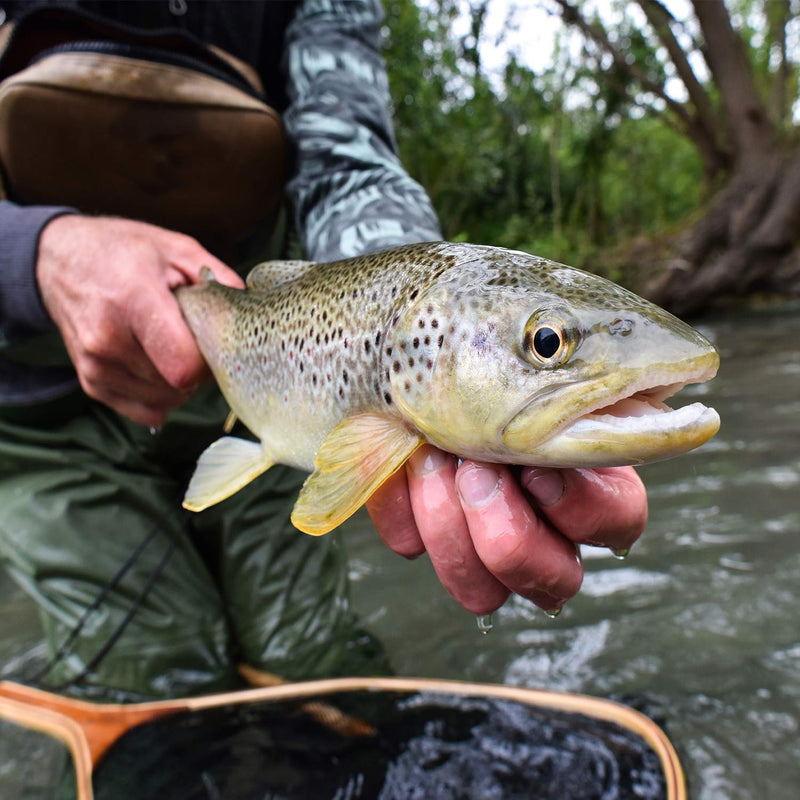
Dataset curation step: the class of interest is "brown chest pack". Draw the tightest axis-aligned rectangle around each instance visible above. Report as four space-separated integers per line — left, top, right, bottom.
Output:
0 6 287 255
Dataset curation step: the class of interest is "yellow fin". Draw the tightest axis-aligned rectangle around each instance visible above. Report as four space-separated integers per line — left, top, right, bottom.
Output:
183 437 273 512
246 259 315 290
291 414 424 536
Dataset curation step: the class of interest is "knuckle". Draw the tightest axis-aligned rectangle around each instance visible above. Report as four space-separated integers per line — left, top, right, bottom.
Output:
483 532 529 577
81 320 117 360
161 361 200 393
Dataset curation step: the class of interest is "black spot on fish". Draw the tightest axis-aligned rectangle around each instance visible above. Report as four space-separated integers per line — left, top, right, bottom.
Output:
424 336 430 346
343 370 349 384
375 331 381 346
437 335 444 348
386 346 393 357
339 387 344 399
408 357 415 367
412 337 420 349
431 319 439 329
384 392 392 404
364 339 371 355
404 380 411 393
416 373 423 383
418 319 425 329
300 362 305 372
312 374 318 386
393 361 400 373
426 359 433 370
427 305 434 315
391 286 397 298
410 289 419 300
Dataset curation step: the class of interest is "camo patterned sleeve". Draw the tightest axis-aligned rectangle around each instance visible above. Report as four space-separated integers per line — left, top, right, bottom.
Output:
282 0 443 262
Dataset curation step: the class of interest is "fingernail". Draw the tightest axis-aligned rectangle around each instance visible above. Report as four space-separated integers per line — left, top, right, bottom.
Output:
525 468 566 507
457 465 500 507
409 446 451 476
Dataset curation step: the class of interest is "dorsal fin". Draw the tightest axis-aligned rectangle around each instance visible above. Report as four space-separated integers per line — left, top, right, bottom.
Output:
246 260 315 290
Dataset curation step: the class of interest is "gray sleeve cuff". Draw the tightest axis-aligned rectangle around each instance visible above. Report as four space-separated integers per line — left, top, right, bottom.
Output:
0 202 76 345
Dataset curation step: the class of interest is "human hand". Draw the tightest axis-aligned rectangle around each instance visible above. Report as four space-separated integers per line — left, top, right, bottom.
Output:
37 215 244 427
366 446 647 615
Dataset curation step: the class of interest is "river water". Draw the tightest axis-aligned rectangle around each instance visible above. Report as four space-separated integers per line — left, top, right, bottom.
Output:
1 303 798 798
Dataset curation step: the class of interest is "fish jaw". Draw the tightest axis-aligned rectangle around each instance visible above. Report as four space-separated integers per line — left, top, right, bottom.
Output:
501 350 720 467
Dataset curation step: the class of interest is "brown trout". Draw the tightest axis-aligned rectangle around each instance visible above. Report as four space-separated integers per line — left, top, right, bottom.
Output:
175 242 720 535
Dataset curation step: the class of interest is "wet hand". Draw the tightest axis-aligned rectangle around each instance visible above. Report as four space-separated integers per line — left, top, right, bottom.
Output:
366 445 648 615
37 215 244 427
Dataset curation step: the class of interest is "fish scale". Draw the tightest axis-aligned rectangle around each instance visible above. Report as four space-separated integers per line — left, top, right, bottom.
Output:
176 242 720 535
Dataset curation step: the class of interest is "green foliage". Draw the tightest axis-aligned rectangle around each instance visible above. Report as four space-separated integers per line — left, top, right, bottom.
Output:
380 0 713 276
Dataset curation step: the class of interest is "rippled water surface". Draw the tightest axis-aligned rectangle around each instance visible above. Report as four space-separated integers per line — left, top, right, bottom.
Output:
1 303 798 798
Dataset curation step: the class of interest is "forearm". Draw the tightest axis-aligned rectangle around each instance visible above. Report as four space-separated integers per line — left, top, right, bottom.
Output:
283 0 442 262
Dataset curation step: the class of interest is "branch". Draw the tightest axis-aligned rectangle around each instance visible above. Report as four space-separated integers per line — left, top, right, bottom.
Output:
637 0 727 156
553 0 693 126
690 0 776 166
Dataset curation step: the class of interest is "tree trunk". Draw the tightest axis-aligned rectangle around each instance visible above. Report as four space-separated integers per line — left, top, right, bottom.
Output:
638 1 798 314
644 143 800 314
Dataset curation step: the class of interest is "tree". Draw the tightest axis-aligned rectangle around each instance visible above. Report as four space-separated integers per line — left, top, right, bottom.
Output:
550 0 800 313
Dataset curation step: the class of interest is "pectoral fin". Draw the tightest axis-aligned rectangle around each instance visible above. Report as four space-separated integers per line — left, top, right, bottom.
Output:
291 414 424 536
183 437 273 512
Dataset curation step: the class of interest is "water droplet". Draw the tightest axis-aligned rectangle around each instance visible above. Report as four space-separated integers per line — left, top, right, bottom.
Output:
476 614 493 635
611 547 630 560
149 427 159 436
543 607 562 619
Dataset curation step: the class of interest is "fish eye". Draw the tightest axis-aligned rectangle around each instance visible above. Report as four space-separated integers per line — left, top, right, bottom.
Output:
522 311 577 367
533 326 562 359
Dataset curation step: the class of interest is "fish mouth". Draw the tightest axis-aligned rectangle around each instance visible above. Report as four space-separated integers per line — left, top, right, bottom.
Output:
504 359 721 468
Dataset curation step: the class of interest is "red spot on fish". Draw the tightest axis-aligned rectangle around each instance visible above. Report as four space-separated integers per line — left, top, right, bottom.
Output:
344 339 349 348
290 352 294 360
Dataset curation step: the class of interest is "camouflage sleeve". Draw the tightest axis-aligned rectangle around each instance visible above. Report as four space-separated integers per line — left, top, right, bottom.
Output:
282 0 442 262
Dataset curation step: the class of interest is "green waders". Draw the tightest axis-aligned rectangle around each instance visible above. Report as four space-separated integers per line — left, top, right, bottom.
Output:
0 383 389 701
